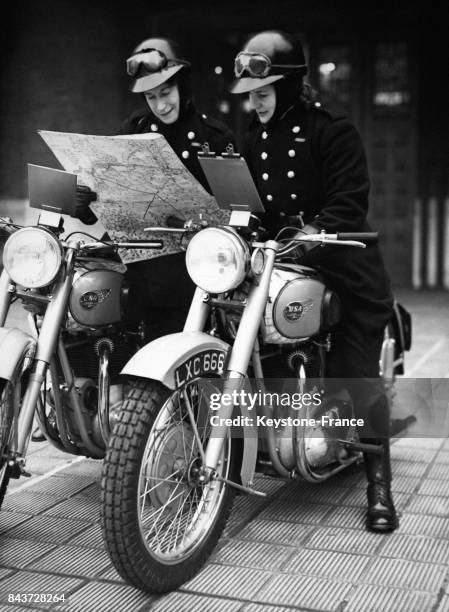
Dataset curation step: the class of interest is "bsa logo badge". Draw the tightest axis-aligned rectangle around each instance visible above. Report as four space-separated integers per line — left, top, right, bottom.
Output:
284 299 314 321
80 289 111 310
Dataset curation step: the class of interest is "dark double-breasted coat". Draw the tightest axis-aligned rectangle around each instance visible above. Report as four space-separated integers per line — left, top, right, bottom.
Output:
119 105 235 339
119 106 235 193
243 101 394 384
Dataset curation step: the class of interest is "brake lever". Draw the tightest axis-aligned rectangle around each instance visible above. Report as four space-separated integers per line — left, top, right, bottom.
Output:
299 235 366 248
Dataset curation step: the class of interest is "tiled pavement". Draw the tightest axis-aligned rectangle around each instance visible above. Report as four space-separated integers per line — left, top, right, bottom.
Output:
1 289 449 612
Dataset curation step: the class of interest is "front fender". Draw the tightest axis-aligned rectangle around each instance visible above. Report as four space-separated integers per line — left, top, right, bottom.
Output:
0 327 36 381
121 331 231 390
122 331 259 491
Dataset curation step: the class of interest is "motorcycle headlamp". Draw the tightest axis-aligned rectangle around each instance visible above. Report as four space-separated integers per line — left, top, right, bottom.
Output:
186 228 249 294
3 227 63 288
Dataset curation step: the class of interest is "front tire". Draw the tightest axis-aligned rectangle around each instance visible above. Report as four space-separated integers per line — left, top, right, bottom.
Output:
100 377 236 593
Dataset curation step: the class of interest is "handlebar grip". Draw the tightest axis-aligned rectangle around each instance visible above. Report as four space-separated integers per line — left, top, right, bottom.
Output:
166 215 186 229
337 232 378 244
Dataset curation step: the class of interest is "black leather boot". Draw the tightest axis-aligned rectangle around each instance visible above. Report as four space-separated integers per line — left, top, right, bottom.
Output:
363 440 398 532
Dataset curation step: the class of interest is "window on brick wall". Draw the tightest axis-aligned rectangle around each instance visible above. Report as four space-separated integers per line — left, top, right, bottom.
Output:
373 42 410 115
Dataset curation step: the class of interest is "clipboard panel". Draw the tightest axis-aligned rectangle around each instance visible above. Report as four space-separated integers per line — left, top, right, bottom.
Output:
28 164 77 216
198 156 265 213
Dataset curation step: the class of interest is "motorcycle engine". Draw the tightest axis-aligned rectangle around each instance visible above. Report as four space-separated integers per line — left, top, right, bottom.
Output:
304 426 340 467
263 265 340 344
218 268 340 348
68 259 128 329
302 398 354 470
63 333 136 383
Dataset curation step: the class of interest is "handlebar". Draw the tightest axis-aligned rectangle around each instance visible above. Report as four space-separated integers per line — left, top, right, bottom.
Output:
0 217 21 235
144 215 207 234
166 215 186 229
275 231 378 258
144 226 187 234
79 239 163 254
115 240 164 249
287 233 369 248
298 232 378 245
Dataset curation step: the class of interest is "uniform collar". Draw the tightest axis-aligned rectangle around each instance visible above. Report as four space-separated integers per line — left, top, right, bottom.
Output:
257 99 305 132
147 101 197 135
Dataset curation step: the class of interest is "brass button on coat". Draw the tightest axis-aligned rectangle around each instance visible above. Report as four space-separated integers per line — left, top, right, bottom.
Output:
262 173 269 180
287 170 295 178
182 150 190 159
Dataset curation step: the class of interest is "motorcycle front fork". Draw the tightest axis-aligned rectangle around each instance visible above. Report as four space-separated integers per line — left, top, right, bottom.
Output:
12 258 75 459
0 269 12 326
11 248 104 462
202 243 279 482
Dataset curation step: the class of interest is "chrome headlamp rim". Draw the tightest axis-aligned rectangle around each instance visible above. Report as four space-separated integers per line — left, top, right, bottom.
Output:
186 226 250 294
3 227 63 289
251 247 265 276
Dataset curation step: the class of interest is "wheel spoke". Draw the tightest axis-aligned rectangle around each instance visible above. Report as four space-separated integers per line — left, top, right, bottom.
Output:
141 485 187 529
139 468 182 502
154 489 194 552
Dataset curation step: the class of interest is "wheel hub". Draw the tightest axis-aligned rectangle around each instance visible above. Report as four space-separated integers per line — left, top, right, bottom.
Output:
145 423 197 509
187 457 206 487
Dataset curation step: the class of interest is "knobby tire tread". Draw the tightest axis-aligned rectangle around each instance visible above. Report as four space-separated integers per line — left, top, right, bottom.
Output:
100 377 236 593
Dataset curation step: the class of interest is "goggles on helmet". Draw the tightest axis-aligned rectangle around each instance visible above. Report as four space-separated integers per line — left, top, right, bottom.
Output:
126 48 189 77
234 52 306 78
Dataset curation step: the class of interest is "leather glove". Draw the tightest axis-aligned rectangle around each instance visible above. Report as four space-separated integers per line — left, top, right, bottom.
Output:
289 223 321 260
74 184 98 225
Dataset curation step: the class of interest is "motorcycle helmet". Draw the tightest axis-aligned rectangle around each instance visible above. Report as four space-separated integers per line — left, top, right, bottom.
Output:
230 30 307 95
127 37 191 93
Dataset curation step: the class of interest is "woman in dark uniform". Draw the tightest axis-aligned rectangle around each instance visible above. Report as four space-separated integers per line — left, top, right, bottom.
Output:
76 37 235 339
230 30 397 533
120 37 234 191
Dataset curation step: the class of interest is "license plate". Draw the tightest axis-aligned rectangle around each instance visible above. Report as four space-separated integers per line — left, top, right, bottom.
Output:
174 350 226 387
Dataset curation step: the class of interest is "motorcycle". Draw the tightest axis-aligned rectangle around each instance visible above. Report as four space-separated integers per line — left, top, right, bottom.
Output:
100 208 412 593
0 210 163 507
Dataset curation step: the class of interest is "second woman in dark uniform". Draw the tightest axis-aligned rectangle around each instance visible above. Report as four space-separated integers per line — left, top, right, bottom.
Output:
230 30 398 533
